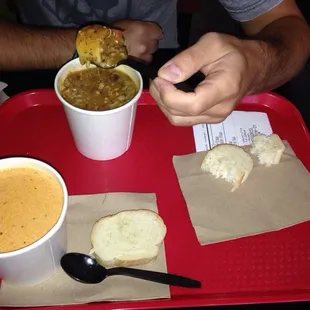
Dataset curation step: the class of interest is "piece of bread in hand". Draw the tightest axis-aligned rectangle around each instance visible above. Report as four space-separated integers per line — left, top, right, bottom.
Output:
250 134 285 167
76 24 128 68
90 210 167 268
201 144 253 192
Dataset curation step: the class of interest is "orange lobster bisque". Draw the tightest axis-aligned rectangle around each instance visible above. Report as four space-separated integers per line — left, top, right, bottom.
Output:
0 167 64 253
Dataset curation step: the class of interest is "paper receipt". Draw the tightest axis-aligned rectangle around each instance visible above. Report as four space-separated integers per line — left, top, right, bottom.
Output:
193 111 273 152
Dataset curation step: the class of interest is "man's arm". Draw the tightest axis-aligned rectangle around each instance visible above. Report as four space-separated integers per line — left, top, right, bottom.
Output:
241 0 310 93
150 0 310 126
0 18 164 70
0 19 77 70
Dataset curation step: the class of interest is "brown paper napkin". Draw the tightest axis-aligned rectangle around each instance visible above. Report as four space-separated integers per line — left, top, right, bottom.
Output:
0 193 170 307
173 142 310 245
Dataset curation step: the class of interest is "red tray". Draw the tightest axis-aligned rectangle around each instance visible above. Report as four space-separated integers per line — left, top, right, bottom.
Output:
0 89 310 310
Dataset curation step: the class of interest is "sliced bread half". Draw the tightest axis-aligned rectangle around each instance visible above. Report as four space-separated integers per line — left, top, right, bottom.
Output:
90 209 167 267
76 24 128 67
201 144 253 192
250 134 285 167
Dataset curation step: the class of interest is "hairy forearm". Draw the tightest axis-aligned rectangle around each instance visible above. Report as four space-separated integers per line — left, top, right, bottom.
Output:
0 19 77 70
245 16 310 94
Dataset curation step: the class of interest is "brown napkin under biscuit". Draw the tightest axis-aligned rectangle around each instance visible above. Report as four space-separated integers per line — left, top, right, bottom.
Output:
0 193 169 307
173 142 310 245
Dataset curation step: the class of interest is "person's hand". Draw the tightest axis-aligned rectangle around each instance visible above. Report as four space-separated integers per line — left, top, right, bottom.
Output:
150 32 262 126
112 20 163 63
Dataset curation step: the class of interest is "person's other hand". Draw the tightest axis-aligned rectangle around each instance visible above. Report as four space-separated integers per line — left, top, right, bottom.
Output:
113 20 163 63
150 32 262 126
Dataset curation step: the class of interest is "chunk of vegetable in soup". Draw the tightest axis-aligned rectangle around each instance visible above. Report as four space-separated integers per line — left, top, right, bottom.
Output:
60 68 137 111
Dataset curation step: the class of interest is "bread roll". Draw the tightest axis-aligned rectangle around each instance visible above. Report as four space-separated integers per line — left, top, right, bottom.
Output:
90 210 167 267
201 144 254 192
250 134 285 167
76 24 128 67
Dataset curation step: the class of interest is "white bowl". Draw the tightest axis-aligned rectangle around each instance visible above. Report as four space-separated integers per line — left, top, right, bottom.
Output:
0 157 68 286
54 58 143 161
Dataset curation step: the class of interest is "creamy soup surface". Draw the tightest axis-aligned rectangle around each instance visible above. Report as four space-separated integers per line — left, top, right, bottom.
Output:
0 167 63 253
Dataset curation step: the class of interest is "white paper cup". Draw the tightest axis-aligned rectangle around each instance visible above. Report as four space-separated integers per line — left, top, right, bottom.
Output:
54 58 143 161
0 157 68 286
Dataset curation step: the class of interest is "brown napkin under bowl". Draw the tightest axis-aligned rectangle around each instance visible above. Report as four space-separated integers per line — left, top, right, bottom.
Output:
173 142 310 245
0 193 170 307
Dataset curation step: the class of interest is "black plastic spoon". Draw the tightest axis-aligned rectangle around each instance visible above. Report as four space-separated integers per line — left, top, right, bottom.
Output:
61 252 201 288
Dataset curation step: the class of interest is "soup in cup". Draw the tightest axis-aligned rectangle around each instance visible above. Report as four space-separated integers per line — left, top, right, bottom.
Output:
54 58 143 161
0 157 68 286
